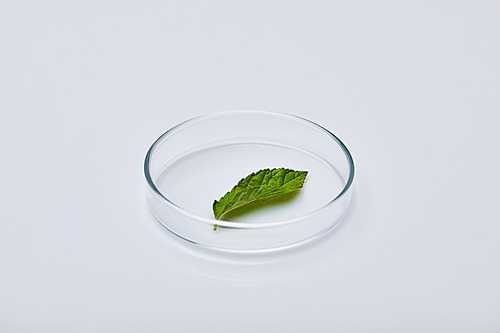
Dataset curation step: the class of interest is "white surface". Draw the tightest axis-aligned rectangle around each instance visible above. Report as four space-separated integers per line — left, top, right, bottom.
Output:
1 1 499 332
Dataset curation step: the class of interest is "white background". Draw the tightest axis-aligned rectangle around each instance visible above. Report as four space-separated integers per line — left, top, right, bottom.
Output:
1 1 499 332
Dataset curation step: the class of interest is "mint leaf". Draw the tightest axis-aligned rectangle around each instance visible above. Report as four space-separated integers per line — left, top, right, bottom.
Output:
213 168 308 221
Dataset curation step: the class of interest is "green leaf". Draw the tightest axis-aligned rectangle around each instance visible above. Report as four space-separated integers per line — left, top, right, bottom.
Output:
213 168 308 220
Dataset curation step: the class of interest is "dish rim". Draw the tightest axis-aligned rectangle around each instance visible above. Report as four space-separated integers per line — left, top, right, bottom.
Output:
144 110 355 229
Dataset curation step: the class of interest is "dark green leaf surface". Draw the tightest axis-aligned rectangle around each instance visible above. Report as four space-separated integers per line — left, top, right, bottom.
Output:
213 168 308 220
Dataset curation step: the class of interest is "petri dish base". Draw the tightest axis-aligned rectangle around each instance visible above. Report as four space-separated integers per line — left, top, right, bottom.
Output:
144 111 355 253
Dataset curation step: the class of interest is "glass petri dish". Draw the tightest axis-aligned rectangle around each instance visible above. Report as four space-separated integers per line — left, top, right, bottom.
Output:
144 111 355 253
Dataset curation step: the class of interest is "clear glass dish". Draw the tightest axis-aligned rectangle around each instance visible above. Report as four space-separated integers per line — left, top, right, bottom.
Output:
144 111 355 253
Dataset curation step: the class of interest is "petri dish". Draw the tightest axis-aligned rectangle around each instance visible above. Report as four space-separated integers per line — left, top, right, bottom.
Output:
144 111 355 253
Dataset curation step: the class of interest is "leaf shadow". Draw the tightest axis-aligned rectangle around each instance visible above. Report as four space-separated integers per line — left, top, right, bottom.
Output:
219 190 301 222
